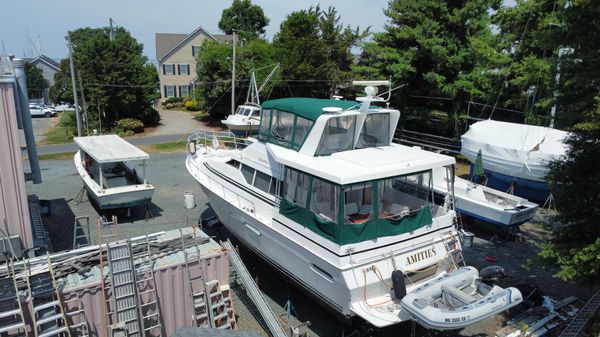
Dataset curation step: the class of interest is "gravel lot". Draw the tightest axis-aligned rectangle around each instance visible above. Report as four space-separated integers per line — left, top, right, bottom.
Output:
25 153 595 337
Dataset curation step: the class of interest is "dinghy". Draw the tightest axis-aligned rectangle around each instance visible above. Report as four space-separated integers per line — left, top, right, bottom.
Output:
401 266 523 330
433 170 538 226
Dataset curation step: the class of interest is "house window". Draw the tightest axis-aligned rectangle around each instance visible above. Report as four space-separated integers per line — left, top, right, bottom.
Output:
163 64 174 75
192 46 201 57
164 85 175 98
179 85 190 97
178 64 189 75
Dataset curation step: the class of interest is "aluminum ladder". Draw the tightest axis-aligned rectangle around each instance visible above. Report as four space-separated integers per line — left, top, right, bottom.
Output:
106 240 142 337
222 239 286 337
134 235 162 337
0 259 27 336
181 229 211 328
63 292 89 337
26 255 71 337
443 232 465 268
205 280 234 329
558 289 600 337
72 216 91 249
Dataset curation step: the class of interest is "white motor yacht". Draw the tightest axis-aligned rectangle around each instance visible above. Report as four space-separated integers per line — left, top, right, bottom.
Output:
185 82 521 329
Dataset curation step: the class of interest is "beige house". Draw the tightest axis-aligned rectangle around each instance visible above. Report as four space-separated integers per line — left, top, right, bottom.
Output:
156 26 231 101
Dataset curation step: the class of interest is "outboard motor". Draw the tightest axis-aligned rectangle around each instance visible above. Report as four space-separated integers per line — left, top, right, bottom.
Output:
391 270 406 299
480 265 508 284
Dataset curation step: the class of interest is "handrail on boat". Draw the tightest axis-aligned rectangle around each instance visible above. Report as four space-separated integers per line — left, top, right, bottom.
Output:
186 129 248 151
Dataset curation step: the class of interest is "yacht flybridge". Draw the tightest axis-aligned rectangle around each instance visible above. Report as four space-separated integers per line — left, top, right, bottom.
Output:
185 82 522 330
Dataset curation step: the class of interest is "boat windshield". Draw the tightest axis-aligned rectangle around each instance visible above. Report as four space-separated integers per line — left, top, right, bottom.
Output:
315 115 356 156
258 109 315 150
279 167 435 245
356 113 390 149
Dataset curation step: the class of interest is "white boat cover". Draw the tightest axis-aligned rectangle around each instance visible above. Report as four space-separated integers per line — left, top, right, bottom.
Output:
461 120 569 182
74 135 149 163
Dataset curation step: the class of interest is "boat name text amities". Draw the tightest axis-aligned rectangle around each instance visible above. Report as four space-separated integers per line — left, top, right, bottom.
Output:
406 248 436 266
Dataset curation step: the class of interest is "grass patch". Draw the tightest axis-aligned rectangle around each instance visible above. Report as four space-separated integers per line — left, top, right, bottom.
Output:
41 124 74 145
37 152 74 161
139 141 186 153
455 158 471 179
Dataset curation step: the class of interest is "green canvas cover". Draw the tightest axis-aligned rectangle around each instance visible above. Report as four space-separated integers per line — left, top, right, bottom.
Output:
280 198 433 245
262 98 361 121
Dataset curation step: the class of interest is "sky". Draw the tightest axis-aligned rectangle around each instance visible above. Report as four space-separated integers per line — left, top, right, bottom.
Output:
0 0 389 63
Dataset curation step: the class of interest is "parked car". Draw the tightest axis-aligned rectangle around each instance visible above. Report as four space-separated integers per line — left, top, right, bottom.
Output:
29 104 57 117
54 103 74 112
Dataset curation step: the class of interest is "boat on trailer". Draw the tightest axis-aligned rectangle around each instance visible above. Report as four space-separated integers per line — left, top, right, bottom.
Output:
74 135 154 209
433 171 538 226
185 82 521 330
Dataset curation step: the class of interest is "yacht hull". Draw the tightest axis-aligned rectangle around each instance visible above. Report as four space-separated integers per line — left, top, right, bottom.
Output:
186 152 461 328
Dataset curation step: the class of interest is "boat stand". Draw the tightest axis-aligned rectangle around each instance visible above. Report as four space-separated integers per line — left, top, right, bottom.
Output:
144 201 154 222
74 186 88 204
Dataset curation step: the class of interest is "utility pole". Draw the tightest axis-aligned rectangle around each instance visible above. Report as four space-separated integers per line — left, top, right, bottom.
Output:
77 70 89 134
109 18 115 41
67 32 82 137
231 30 236 115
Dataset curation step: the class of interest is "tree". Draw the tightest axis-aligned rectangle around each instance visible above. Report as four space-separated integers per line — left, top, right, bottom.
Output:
24 61 49 99
218 0 269 42
273 6 366 98
491 0 565 126
538 121 600 283
49 59 73 103
357 0 505 136
194 39 277 118
555 0 600 128
50 26 159 130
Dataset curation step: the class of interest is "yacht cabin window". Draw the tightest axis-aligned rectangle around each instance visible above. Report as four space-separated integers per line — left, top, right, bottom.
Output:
310 177 340 223
343 183 373 224
254 171 271 193
259 109 315 149
279 166 436 245
315 115 356 156
356 113 390 149
241 164 255 184
378 171 432 220
284 168 308 207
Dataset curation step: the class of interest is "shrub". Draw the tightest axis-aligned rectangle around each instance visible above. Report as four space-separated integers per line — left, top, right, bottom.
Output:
116 118 144 133
164 103 174 109
185 99 201 111
124 130 135 137
139 108 161 126
164 97 183 104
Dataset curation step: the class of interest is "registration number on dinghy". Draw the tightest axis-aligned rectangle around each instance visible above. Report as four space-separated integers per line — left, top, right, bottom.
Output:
445 316 470 323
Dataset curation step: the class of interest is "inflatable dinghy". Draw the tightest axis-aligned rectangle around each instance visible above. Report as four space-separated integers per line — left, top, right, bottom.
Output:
400 266 522 330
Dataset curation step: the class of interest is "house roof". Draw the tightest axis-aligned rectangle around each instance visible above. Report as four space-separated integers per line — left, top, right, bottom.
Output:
26 55 60 71
156 26 232 62
155 33 187 61
262 98 362 121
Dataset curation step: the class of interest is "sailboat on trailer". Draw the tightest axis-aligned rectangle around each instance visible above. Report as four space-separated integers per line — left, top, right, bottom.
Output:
185 82 522 330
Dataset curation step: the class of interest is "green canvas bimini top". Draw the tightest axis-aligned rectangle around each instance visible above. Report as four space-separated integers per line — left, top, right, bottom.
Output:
262 98 361 121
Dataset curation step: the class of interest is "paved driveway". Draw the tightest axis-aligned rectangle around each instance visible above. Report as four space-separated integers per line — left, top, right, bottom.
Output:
19 114 60 145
